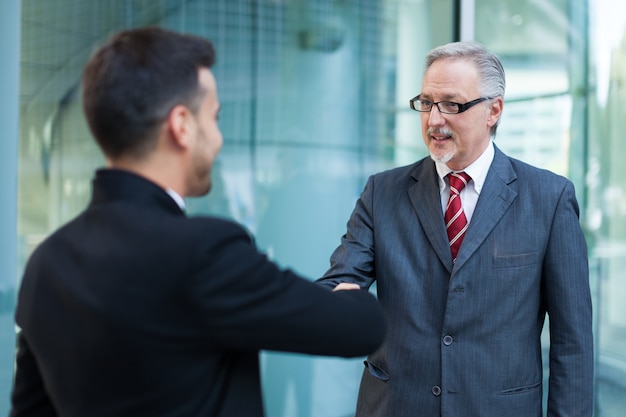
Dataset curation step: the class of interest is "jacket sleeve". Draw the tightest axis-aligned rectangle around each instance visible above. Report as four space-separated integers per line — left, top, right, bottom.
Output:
10 332 58 417
187 218 386 358
543 180 594 416
316 175 378 291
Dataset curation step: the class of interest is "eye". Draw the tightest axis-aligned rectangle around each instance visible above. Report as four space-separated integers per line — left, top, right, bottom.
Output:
418 99 433 110
440 101 460 113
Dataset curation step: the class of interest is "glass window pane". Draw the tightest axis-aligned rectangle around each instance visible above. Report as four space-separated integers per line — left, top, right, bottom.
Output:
16 1 444 416
588 0 626 414
477 0 626 415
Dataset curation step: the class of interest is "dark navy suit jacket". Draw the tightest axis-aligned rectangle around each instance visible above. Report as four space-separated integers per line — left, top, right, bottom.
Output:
11 169 386 417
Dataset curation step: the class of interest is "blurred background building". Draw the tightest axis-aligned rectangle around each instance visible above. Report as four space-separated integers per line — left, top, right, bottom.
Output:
1 0 625 415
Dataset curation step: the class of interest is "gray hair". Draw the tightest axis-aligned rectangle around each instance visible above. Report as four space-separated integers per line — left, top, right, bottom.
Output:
425 41 505 136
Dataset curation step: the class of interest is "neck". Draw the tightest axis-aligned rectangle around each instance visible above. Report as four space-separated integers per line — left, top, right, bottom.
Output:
108 154 186 197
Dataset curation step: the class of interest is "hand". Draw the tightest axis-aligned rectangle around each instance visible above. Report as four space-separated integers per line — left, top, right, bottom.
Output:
332 282 362 292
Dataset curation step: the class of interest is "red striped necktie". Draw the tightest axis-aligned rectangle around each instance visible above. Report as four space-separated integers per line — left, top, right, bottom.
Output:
445 172 471 261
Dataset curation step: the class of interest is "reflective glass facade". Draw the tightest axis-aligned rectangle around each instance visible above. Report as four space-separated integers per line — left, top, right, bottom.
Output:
2 0 626 415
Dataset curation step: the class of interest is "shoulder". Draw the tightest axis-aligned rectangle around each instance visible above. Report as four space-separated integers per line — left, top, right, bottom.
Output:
372 157 431 179
181 215 254 244
493 151 582 215
493 147 572 192
368 157 432 188
507 156 572 190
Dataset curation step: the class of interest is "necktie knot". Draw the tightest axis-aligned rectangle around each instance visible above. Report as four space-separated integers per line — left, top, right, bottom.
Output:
448 172 471 196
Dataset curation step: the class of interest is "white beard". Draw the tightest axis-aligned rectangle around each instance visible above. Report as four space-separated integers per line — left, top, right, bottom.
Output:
430 149 454 164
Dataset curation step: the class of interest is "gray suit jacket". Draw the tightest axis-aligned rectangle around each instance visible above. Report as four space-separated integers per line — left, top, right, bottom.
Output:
318 146 593 417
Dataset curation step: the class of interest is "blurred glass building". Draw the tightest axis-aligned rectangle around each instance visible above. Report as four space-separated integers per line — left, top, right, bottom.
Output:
1 0 625 415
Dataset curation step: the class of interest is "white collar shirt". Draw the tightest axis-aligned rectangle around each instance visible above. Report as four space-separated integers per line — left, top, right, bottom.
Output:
435 140 495 223
166 189 186 212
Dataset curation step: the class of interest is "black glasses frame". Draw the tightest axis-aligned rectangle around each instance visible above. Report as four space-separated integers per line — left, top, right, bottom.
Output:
409 95 494 114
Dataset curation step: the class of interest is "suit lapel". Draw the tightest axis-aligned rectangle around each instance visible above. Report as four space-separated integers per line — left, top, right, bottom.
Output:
407 160 453 274
453 146 518 272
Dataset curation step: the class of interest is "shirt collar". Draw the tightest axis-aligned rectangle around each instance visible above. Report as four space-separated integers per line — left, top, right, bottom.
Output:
435 140 495 194
166 189 186 211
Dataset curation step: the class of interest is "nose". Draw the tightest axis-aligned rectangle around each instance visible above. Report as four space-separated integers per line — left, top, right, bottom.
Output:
428 104 446 126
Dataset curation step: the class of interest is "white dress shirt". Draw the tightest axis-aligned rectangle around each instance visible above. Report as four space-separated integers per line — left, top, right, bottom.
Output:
435 141 495 223
166 189 186 211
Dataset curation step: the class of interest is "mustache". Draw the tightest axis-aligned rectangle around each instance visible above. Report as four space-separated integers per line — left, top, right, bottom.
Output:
427 128 454 137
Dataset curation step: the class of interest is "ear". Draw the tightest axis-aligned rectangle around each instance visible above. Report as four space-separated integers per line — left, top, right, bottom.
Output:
166 104 194 149
487 97 504 127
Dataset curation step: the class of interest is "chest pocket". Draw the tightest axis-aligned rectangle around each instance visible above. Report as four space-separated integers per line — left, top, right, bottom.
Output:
492 252 539 268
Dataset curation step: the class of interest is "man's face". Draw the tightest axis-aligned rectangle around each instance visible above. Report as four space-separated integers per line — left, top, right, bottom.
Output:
187 68 223 197
419 57 502 171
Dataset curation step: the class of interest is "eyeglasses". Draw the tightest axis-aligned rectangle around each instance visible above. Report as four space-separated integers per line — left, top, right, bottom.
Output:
409 95 493 114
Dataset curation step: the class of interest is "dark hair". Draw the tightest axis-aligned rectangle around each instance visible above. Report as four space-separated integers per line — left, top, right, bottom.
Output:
82 27 216 159
425 41 505 137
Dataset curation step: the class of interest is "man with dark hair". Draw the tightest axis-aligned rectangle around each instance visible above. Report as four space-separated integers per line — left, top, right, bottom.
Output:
318 40 593 417
10 27 386 417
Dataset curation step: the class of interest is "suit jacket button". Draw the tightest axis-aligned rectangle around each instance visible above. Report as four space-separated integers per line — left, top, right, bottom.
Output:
432 385 442 396
443 335 453 346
